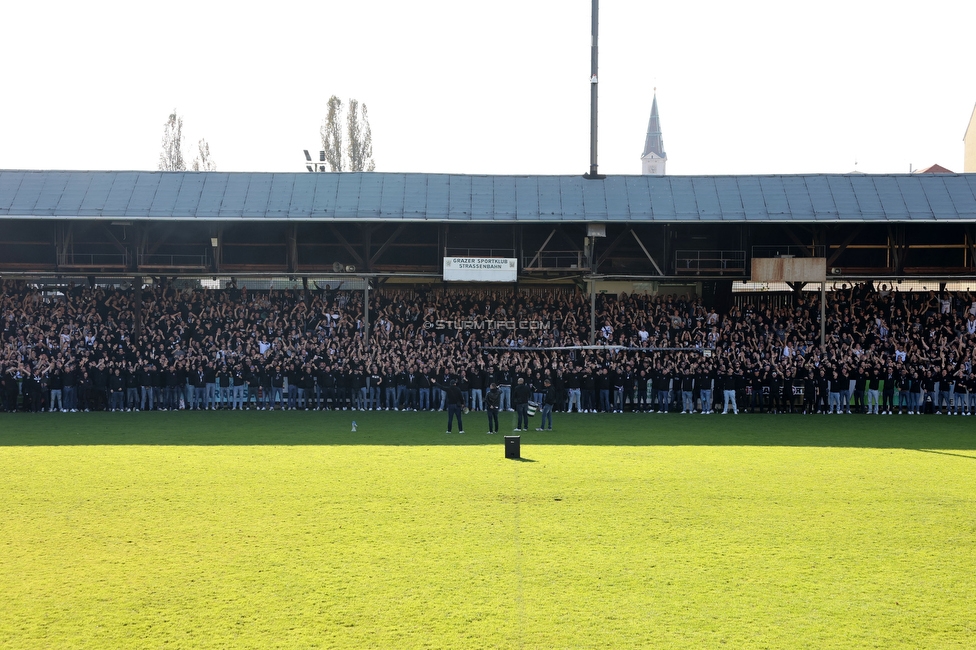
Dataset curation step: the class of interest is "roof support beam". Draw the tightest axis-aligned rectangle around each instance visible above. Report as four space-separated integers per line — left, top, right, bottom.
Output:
55 222 74 269
826 225 864 267
555 226 583 251
362 225 372 272
597 227 632 267
781 224 816 256
369 224 407 268
525 228 557 269
630 229 664 276
101 224 129 255
286 224 298 274
147 224 177 256
886 224 908 274
328 225 364 267
101 224 133 270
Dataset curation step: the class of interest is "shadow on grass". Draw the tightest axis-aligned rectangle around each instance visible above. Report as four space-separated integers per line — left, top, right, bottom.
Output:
1 411 976 450
912 449 976 461
509 457 538 463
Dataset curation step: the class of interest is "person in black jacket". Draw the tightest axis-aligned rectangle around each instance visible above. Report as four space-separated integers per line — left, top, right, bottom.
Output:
485 382 501 434
803 369 817 414
444 380 465 434
108 368 125 411
22 371 40 412
816 369 829 414
513 377 532 431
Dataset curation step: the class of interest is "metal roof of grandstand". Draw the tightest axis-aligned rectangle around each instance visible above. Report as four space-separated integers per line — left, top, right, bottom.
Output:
2 169 976 223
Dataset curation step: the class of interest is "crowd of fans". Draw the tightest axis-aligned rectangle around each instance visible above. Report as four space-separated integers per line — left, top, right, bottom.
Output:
3 279 976 416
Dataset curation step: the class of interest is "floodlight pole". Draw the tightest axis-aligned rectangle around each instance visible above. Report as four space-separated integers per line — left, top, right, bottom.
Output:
584 0 605 180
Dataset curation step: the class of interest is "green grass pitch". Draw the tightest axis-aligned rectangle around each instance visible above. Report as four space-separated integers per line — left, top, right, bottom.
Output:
2 410 975 649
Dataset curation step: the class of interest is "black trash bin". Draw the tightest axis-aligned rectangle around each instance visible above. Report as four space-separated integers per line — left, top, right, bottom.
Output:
505 435 520 459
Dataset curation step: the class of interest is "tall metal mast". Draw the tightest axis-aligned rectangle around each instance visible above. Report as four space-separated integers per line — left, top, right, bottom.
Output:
584 0 605 180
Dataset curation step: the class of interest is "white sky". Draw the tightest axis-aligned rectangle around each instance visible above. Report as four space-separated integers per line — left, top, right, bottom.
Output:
1 0 974 176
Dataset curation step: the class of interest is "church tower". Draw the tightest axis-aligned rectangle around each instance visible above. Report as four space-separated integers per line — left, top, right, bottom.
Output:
641 91 667 175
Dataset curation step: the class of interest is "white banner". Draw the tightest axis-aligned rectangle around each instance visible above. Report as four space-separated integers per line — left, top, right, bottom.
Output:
443 257 517 282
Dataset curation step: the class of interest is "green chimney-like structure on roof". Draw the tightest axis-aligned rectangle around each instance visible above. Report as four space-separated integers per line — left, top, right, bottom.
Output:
641 91 667 176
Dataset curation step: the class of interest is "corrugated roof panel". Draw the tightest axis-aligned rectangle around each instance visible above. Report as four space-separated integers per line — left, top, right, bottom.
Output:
266 174 296 217
173 173 206 217
892 176 936 220
737 177 768 221
893 176 932 220
916 176 955 219
758 176 790 217
670 177 698 218
803 175 838 218
824 176 860 218
515 176 541 220
379 174 406 219
647 176 675 219
944 175 976 219
558 176 585 219
624 176 652 220
713 177 745 220
965 175 976 217
470 176 494 220
195 173 229 218
604 176 631 220
425 175 450 220
102 172 139 216
781 176 815 220
581 178 608 220
850 177 885 220
873 177 910 220
288 174 317 217
691 177 722 220
241 173 272 217
493 176 517 220
152 172 184 218
0 171 25 212
356 173 384 219
217 174 250 217
55 172 93 215
310 174 339 218
33 171 71 215
402 175 429 219
9 171 44 214
448 175 472 220
78 173 116 216
537 176 563 218
130 172 166 217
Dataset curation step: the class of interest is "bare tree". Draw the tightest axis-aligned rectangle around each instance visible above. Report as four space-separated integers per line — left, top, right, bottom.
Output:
346 99 375 172
191 138 217 171
320 96 344 172
158 111 186 171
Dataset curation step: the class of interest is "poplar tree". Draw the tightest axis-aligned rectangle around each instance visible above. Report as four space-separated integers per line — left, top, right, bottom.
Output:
158 111 186 171
319 96 375 172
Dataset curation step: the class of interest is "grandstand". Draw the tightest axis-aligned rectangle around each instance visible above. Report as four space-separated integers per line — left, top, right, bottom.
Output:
2 169 976 415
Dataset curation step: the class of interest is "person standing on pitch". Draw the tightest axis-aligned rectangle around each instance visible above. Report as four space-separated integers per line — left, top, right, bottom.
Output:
444 380 465 434
513 377 531 431
536 379 556 431
485 382 501 434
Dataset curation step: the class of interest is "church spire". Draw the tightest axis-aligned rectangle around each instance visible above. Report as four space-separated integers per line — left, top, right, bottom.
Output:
641 90 667 175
